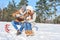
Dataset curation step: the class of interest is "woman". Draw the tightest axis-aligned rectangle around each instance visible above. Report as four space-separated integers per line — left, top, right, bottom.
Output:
24 6 36 36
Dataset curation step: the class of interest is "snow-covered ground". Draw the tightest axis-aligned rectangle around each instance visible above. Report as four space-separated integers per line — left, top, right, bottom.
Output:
0 22 60 40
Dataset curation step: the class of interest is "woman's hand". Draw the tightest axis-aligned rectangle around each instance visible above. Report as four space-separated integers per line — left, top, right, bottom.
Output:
19 16 24 19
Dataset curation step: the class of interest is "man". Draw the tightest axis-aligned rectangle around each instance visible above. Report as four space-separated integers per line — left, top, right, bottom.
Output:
11 6 26 35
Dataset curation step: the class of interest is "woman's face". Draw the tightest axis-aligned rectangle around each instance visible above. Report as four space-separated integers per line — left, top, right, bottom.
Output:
27 9 34 15
27 9 31 14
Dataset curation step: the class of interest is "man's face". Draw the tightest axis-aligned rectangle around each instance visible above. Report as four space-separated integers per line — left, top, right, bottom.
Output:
21 8 24 12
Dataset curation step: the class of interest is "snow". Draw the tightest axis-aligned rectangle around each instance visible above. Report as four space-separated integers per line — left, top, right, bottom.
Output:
0 22 60 40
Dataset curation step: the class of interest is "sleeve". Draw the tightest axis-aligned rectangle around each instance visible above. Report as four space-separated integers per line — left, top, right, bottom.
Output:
28 12 36 23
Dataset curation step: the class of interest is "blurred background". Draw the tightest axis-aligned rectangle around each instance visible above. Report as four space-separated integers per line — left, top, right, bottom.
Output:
0 0 60 24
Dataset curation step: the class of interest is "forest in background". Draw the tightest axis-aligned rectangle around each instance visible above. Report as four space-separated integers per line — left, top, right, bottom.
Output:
0 0 60 24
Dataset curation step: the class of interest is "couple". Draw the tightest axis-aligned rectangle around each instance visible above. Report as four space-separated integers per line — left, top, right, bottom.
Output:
12 6 36 36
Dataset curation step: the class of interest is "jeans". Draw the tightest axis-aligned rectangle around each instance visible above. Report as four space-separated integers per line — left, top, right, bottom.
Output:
24 22 32 30
11 21 32 33
11 21 24 32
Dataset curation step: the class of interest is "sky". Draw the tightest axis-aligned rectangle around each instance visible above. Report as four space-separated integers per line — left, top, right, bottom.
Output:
0 0 38 9
0 0 60 16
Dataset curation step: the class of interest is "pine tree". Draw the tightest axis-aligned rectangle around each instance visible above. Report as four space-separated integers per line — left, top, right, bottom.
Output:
7 0 17 21
0 8 2 20
35 0 52 23
49 0 60 23
35 0 60 23
17 0 28 10
53 15 60 24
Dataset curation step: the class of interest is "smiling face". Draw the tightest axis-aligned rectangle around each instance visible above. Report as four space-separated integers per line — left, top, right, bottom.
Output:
27 9 31 14
27 9 34 16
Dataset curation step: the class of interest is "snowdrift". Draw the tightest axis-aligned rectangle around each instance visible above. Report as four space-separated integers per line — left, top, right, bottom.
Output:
0 22 60 40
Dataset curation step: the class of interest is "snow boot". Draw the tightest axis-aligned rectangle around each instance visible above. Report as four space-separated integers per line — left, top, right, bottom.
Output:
16 30 21 35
